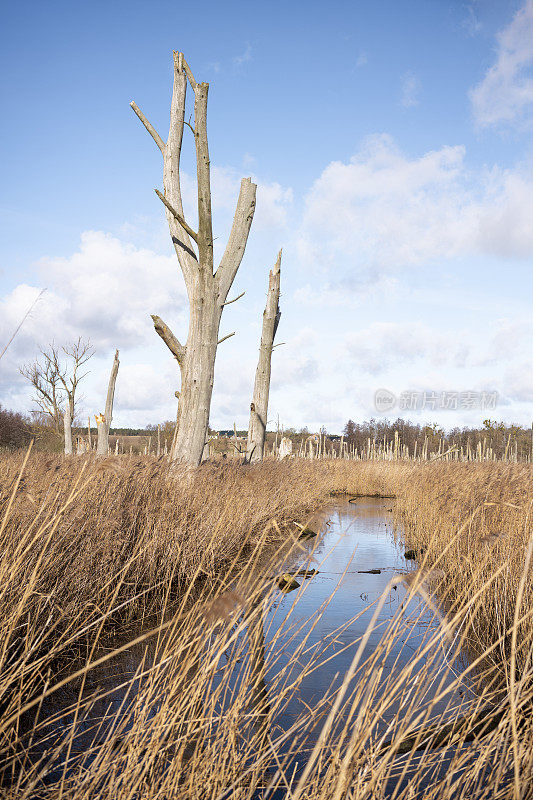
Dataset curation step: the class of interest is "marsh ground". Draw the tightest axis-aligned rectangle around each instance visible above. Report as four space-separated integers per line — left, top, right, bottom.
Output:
0 453 531 798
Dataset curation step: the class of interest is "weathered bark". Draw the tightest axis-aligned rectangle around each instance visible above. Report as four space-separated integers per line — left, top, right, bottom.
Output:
278 436 293 459
132 52 256 466
97 350 120 456
63 406 73 456
246 251 282 463
306 434 319 459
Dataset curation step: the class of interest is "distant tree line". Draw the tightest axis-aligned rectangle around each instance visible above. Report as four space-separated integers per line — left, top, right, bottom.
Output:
342 418 533 460
0 406 32 450
1 404 531 460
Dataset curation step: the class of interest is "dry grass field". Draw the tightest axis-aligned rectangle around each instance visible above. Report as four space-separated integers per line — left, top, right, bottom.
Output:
0 451 532 799
398 462 533 678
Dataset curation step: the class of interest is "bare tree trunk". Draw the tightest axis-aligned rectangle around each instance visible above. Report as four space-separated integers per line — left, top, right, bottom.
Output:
132 52 256 466
97 350 120 456
246 251 282 464
278 436 293 459
63 407 73 455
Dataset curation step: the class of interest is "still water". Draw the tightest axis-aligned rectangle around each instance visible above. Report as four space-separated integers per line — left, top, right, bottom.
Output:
215 497 475 794
20 498 478 795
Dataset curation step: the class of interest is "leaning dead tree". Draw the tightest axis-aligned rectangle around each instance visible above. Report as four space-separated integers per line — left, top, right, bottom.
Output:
131 52 256 466
96 349 120 455
245 250 282 463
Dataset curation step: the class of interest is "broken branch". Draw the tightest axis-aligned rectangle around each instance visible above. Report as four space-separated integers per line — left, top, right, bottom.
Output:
154 189 198 243
218 332 235 345
151 315 186 366
222 291 245 307
130 102 165 153
177 52 197 89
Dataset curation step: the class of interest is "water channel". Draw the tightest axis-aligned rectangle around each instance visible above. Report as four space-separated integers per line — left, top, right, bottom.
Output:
17 497 482 796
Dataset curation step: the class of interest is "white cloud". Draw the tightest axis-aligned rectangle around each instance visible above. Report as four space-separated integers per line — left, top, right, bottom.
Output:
476 166 533 257
356 51 368 68
462 5 482 37
114 363 175 412
0 285 60 405
271 353 319 389
342 317 533 378
233 44 252 69
470 0 533 127
37 231 187 350
294 276 399 308
257 181 293 229
298 135 474 277
504 360 533 402
475 317 533 369
400 71 421 108
181 166 292 245
297 134 533 283
0 285 66 358
0 232 189 418
343 322 465 375
213 166 293 231
0 162 292 422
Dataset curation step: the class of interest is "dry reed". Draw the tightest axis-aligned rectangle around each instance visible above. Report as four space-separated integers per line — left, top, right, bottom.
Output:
0 452 531 799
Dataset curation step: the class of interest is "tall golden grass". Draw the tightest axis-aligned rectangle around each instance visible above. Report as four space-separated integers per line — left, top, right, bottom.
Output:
0 452 532 798
397 462 533 678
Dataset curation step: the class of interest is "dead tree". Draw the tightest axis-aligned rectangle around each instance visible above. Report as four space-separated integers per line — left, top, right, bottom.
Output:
245 251 282 464
131 52 256 466
59 339 94 455
96 350 120 455
21 338 93 455
20 352 64 436
306 434 320 459
278 436 293 459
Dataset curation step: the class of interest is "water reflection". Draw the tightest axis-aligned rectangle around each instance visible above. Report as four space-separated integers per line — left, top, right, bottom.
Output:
253 500 473 770
15 498 477 795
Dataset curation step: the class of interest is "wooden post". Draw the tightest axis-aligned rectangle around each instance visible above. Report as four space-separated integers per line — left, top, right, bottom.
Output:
97 350 120 456
63 408 73 456
233 422 239 458
246 251 282 463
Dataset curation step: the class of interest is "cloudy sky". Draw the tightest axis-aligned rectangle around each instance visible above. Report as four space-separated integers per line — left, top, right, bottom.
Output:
1 0 532 433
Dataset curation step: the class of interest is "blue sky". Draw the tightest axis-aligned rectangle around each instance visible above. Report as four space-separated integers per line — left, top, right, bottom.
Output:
1 0 532 433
